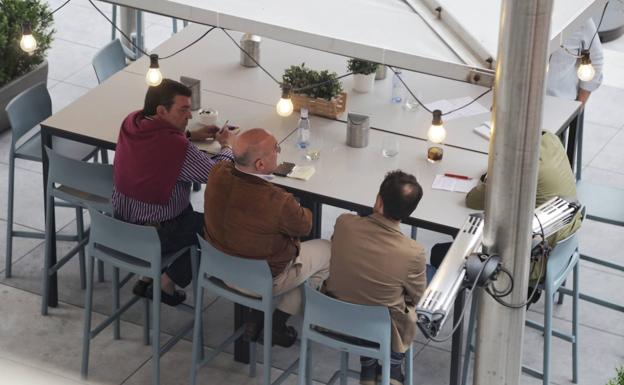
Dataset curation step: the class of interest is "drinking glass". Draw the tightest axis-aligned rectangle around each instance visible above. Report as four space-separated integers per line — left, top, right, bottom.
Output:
382 136 399 158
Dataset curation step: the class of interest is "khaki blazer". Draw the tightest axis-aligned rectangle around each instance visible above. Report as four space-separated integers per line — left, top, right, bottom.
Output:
324 213 427 353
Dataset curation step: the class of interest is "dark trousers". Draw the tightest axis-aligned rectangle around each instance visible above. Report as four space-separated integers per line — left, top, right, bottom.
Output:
361 351 405 367
156 205 204 288
430 242 452 270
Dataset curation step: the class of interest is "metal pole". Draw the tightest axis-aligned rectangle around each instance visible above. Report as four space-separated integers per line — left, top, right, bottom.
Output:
473 0 553 384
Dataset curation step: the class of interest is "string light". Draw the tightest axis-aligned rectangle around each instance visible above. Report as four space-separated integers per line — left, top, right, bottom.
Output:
20 23 37 54
577 50 595 82
276 85 294 117
145 54 163 87
427 110 445 162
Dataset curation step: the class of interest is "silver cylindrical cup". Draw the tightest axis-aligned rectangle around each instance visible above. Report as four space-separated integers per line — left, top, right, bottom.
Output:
375 65 387 80
346 113 370 148
240 34 261 67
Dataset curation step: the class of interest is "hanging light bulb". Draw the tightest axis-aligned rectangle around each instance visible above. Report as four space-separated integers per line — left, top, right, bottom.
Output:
145 54 163 87
427 109 445 162
276 85 294 117
577 50 595 82
20 23 37 54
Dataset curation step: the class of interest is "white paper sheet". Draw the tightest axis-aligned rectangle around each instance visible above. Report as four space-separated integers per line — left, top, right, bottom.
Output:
473 121 492 140
425 97 489 121
432 174 478 193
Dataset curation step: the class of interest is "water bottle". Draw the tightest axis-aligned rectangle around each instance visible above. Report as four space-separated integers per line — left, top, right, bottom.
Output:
296 108 310 149
391 69 403 104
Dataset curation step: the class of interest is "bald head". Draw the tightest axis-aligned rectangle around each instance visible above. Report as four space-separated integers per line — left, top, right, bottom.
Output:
234 128 279 174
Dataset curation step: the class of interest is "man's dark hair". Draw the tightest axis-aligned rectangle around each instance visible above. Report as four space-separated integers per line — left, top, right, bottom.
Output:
379 170 423 221
142 79 192 116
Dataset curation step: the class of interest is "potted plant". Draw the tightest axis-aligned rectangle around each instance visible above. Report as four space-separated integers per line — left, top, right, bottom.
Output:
0 0 54 133
607 366 624 385
282 63 347 119
347 58 379 93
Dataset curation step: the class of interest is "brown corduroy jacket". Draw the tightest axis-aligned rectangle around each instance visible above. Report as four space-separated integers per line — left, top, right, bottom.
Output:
203 162 312 277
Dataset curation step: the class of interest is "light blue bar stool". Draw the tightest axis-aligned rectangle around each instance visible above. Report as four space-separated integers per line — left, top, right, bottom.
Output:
82 209 198 385
4 82 98 279
92 39 127 84
41 147 113 315
461 233 581 385
297 284 414 385
190 237 299 385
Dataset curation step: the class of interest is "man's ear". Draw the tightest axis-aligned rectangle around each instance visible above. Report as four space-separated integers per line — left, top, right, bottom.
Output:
254 158 264 172
155 105 167 117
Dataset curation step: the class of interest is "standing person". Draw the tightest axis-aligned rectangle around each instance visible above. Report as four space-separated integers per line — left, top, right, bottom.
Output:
324 171 427 385
113 79 236 306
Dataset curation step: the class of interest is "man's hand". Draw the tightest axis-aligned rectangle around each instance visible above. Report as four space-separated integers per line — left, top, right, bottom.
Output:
576 89 591 105
188 125 220 141
215 124 237 148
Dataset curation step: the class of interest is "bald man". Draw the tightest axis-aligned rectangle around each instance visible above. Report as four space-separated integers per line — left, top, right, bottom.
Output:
204 128 330 347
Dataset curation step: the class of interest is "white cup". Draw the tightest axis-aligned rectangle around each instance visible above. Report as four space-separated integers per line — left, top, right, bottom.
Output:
198 108 218 125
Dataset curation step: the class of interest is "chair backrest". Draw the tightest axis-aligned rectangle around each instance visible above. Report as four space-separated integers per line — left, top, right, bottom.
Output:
5 82 51 144
45 147 113 213
92 39 126 83
197 237 273 299
302 284 392 349
546 233 579 288
88 209 161 275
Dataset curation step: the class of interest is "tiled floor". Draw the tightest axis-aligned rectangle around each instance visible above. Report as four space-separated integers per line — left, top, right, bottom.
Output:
1 2 624 384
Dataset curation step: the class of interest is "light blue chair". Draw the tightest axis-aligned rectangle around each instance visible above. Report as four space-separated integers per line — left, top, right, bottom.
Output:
4 82 98 279
461 233 580 385
92 39 127 84
41 147 113 315
297 284 414 385
82 209 198 385
190 237 298 385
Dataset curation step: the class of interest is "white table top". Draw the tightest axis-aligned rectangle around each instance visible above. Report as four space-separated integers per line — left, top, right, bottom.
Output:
41 70 299 150
274 117 488 231
125 24 581 154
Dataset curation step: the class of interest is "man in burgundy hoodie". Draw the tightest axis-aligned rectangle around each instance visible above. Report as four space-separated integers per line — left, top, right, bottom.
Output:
112 79 236 306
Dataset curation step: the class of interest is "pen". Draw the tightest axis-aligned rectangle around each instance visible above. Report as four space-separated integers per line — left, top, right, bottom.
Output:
444 173 472 180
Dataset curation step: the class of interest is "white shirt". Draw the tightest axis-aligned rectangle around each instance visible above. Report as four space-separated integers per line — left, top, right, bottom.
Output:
546 19 604 101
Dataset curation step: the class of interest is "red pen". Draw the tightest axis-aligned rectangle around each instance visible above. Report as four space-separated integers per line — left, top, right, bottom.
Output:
444 173 472 180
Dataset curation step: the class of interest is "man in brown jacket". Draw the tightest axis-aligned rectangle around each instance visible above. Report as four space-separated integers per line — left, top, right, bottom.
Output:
204 128 330 347
324 171 426 385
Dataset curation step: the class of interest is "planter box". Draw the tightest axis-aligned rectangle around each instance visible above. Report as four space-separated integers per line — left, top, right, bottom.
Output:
291 92 347 120
0 61 49 133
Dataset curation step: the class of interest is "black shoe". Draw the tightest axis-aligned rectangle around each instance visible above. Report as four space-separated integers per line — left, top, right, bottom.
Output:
132 280 151 297
144 285 187 307
359 362 379 385
390 365 405 385
250 324 298 348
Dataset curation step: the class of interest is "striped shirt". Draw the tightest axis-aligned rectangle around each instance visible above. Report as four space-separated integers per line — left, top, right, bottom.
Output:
112 143 233 224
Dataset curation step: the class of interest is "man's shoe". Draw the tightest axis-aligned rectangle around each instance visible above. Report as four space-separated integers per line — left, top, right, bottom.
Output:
132 280 151 297
389 365 405 385
359 362 379 385
253 324 298 348
144 285 187 306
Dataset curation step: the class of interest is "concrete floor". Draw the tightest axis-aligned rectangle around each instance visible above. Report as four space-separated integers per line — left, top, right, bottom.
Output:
1 1 623 384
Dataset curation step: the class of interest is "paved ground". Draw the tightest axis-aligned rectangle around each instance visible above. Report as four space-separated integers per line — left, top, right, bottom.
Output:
1 1 623 384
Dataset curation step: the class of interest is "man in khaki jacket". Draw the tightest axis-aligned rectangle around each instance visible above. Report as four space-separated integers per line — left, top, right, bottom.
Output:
204 128 330 347
324 171 427 385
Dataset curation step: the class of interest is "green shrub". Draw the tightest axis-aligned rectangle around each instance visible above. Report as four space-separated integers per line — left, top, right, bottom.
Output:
0 0 55 88
347 58 378 75
282 63 343 101
606 366 624 385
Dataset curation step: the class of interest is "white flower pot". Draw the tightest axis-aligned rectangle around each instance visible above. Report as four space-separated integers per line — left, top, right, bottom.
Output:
353 73 375 93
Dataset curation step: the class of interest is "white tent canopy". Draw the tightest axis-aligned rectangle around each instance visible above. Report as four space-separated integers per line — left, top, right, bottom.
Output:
101 0 606 86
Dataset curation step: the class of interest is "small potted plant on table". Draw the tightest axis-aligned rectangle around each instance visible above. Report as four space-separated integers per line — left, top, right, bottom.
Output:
347 58 379 93
282 63 346 119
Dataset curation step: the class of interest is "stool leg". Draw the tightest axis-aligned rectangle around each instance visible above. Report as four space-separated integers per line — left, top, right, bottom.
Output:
112 266 120 340
41 193 55 316
5 154 15 278
81 255 95 378
249 341 257 377
143 298 150 345
297 334 309 385
76 207 86 290
572 262 579 383
263 309 272 385
405 345 414 385
461 294 479 385
190 283 204 385
543 284 553 385
152 282 162 385
339 351 348 385
380 357 390 385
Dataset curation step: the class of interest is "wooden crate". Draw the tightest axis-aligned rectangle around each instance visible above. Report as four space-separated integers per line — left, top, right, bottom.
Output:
291 92 347 119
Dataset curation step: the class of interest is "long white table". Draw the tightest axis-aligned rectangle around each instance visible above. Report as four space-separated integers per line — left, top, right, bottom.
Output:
123 24 582 155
